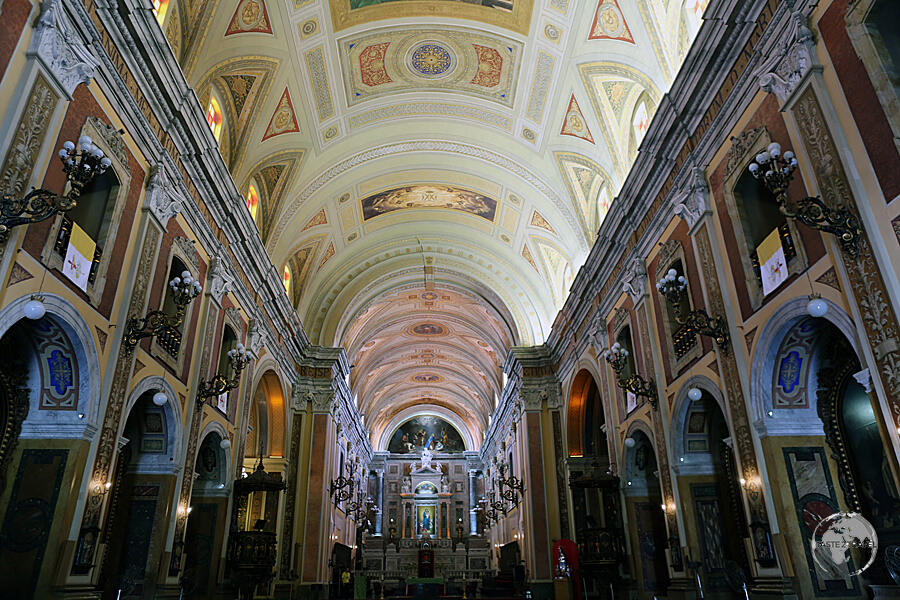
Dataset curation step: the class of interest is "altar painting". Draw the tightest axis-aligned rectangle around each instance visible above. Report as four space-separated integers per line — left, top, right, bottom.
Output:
387 416 465 454
417 505 436 535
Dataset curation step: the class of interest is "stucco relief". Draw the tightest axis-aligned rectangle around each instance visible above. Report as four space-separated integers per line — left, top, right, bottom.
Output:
29 0 100 98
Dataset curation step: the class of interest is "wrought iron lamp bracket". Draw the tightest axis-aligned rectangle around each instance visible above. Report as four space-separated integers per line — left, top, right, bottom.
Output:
750 142 861 259
196 349 248 407
124 273 201 353
657 276 730 355
0 136 111 243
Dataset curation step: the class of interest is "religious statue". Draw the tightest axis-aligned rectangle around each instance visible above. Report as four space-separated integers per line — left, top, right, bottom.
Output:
441 475 450 493
401 475 412 493
421 445 433 470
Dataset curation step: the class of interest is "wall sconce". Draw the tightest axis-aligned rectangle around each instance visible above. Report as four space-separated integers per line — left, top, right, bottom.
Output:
177 505 192 523
498 462 525 506
0 136 110 243
329 463 354 506
657 269 730 354
602 343 658 409
96 481 112 495
196 344 249 407
124 271 202 353
749 141 861 258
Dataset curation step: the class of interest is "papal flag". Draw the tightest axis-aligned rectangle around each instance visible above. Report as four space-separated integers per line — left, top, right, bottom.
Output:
63 222 96 292
758 228 787 296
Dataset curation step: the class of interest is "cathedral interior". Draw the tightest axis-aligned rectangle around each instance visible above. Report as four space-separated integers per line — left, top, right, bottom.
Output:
1 0 900 598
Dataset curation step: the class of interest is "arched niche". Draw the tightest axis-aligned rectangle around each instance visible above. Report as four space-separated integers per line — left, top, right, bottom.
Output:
566 368 609 459
246 369 286 460
669 375 730 471
0 294 101 439
750 297 861 437
378 408 475 453
621 426 670 596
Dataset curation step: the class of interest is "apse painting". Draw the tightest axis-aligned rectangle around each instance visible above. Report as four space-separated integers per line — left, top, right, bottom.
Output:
410 323 446 336
350 0 512 12
360 185 498 222
387 416 466 454
417 505 436 535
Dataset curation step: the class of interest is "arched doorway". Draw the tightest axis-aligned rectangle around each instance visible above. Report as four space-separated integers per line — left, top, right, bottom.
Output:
246 370 286 464
566 369 623 598
0 310 99 599
99 385 181 599
673 385 747 597
753 306 900 594
623 429 669 599
183 429 232 598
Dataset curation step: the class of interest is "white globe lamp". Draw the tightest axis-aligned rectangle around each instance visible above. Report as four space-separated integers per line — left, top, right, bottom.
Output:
23 297 46 320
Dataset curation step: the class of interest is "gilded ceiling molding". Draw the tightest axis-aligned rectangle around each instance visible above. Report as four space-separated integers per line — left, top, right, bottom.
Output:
525 52 555 124
305 46 334 122
266 141 588 256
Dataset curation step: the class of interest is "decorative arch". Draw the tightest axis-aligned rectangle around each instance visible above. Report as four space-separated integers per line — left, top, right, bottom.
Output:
195 57 280 171
0 294 101 439
246 368 287 459
622 422 658 496
238 150 305 243
377 407 476 453
669 374 730 466
566 368 605 457
195 421 233 495
120 375 184 474
749 297 861 437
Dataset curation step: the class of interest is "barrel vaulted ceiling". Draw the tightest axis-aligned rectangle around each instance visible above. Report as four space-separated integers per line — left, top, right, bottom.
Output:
168 0 706 446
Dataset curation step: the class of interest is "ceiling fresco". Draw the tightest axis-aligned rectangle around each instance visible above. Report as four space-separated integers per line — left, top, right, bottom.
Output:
360 185 498 222
172 0 705 445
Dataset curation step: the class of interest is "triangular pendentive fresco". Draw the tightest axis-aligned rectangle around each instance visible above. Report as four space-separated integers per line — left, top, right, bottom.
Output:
560 95 594 144
226 0 273 35
301 208 328 232
588 0 634 42
318 242 336 270
530 211 556 235
262 88 301 141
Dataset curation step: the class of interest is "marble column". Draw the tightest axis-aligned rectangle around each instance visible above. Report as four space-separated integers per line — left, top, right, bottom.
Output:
375 469 384 535
468 469 478 536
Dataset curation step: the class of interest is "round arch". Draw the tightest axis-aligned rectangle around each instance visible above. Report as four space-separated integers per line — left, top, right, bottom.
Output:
566 366 606 458
669 374 731 468
247 366 288 459
750 297 861 436
0 294 101 439
195 421 233 495
120 375 184 474
377 407 476 453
